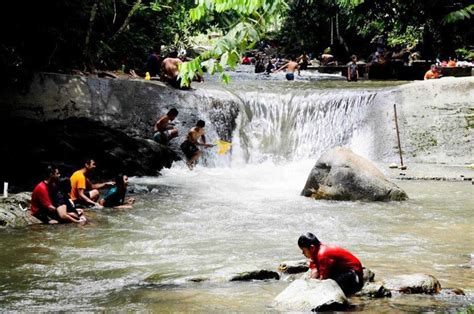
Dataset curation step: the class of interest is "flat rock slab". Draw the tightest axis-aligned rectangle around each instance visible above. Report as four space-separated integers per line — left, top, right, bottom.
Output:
273 279 348 311
383 274 441 294
357 283 392 298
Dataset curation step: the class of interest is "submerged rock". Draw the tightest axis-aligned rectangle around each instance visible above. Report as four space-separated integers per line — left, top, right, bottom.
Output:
278 260 309 274
0 193 41 227
272 279 348 311
363 267 376 283
383 274 441 294
356 282 392 298
230 270 280 281
301 147 408 201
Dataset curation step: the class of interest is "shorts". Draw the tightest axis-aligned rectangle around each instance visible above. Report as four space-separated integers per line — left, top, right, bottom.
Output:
154 130 171 144
286 73 294 81
180 140 199 159
349 75 358 82
73 190 93 207
34 209 60 224
333 270 363 295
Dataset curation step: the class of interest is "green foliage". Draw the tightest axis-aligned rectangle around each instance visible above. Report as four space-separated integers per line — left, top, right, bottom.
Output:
179 0 287 87
442 4 474 24
455 47 474 60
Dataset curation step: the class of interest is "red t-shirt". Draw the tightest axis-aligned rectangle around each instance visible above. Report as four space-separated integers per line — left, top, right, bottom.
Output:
309 244 363 279
30 181 52 215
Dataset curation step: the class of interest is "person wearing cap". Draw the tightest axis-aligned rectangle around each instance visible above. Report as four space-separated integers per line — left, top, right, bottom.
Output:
298 232 364 295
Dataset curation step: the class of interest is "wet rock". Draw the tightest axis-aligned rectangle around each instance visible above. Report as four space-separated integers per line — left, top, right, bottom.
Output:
363 267 376 283
187 277 210 283
230 270 280 281
383 274 441 294
389 163 398 168
439 288 465 296
278 260 308 274
301 147 408 201
0 192 41 227
272 279 348 311
356 282 392 298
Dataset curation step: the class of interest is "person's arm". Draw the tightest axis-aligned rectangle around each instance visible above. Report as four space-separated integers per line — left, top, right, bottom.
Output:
91 181 114 190
78 188 98 206
275 63 288 72
347 66 351 80
317 257 334 279
357 67 359 79
199 134 214 148
38 188 56 213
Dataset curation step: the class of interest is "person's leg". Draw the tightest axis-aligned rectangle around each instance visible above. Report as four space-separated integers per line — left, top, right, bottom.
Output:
169 128 178 140
89 189 100 202
187 150 202 170
57 205 80 223
334 270 362 295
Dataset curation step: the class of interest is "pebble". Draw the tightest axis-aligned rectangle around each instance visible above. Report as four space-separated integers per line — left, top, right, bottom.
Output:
389 163 398 169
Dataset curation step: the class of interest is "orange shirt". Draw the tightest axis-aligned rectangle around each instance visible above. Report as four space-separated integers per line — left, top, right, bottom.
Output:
424 70 439 80
447 60 456 67
70 169 87 201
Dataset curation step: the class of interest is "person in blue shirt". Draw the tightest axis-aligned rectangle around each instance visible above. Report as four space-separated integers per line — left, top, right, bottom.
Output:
99 174 135 208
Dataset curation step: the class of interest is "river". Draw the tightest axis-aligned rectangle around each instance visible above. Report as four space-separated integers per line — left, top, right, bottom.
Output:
0 70 473 311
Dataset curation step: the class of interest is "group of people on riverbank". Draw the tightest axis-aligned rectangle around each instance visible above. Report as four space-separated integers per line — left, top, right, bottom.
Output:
153 108 214 170
30 159 134 225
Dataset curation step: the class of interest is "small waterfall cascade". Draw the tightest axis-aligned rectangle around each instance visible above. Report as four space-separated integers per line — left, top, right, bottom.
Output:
230 89 379 164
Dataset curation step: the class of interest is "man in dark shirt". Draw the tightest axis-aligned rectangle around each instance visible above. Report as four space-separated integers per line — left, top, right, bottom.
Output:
146 47 162 77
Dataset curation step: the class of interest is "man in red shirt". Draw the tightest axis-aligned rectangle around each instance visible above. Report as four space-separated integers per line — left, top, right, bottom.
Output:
30 165 61 224
298 232 363 295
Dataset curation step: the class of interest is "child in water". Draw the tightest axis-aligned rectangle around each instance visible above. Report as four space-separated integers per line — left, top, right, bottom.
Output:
99 174 135 208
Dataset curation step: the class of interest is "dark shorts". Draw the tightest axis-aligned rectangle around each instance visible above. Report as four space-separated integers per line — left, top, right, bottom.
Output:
34 209 60 224
349 75 358 82
333 270 363 295
154 130 171 144
180 140 199 159
73 190 93 207
286 73 294 81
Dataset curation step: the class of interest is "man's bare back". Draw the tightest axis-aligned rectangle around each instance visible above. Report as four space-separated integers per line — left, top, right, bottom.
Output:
161 58 182 81
187 126 205 144
286 61 299 73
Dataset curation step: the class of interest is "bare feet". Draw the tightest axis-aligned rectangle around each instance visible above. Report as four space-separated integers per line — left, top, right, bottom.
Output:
48 219 59 224
186 161 194 170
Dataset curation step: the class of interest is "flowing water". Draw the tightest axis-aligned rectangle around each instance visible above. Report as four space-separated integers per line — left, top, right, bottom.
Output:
0 75 473 311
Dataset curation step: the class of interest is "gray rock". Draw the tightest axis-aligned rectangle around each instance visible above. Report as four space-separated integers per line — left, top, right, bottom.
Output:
272 279 348 311
302 147 408 201
356 282 392 298
278 260 308 274
363 267 375 283
383 273 441 294
0 193 41 228
230 270 280 281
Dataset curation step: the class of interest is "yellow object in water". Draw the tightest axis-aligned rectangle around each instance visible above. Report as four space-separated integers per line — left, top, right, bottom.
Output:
215 140 232 155
145 72 151 80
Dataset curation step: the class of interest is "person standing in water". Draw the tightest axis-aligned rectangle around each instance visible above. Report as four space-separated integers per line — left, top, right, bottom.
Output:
276 55 300 80
347 55 359 82
180 120 214 170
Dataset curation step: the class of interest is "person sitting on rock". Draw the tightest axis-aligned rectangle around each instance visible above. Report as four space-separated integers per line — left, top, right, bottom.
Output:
160 57 203 89
99 174 135 209
180 120 214 170
51 177 87 224
70 158 114 209
298 232 363 295
153 108 179 145
29 165 61 224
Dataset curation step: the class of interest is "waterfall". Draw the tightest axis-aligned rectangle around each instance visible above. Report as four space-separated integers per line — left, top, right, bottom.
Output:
227 89 378 165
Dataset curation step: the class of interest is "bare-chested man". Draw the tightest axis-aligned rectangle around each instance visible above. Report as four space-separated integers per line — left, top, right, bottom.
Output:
180 120 214 170
276 55 300 80
154 108 179 145
160 57 204 89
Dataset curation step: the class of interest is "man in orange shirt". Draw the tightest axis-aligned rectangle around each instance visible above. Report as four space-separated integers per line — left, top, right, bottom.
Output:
70 158 114 208
447 58 457 67
424 64 440 80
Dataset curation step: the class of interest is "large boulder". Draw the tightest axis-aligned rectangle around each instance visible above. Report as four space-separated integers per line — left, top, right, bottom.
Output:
273 279 348 311
301 147 407 201
0 193 41 227
383 274 441 294
230 270 280 281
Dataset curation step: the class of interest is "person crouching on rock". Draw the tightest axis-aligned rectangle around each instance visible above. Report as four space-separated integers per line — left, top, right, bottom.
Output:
99 174 135 209
298 232 364 295
154 108 179 145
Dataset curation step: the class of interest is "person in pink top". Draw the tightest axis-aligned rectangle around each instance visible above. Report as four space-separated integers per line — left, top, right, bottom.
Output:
298 232 364 295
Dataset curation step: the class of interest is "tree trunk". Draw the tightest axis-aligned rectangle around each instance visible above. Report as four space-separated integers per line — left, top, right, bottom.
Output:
111 0 142 39
83 0 99 71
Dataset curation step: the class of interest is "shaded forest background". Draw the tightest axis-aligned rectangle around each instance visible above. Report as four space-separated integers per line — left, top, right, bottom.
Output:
0 0 472 86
